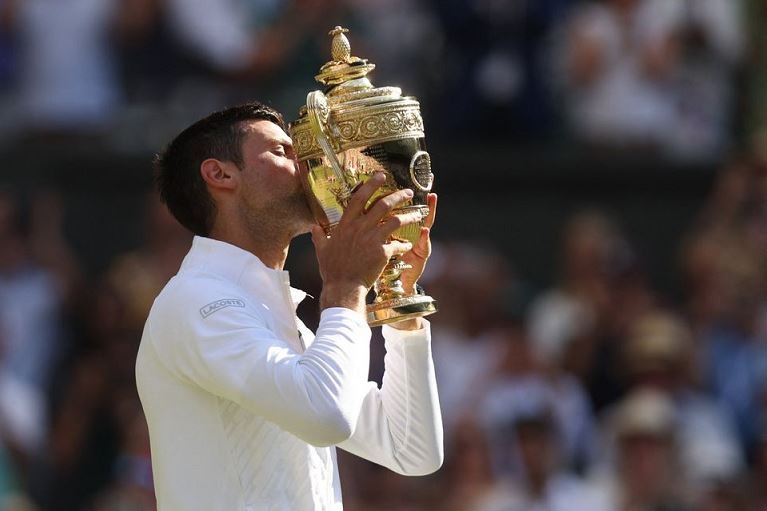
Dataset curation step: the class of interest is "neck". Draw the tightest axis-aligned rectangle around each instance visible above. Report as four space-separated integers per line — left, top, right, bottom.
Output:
208 222 292 270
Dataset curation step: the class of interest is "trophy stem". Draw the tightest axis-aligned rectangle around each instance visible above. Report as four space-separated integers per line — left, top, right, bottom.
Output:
367 256 438 326
374 256 409 303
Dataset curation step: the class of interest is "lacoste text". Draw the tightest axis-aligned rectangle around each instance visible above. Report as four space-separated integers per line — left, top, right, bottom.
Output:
200 299 245 318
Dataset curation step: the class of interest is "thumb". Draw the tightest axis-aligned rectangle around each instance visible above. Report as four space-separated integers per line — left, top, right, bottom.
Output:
412 227 431 259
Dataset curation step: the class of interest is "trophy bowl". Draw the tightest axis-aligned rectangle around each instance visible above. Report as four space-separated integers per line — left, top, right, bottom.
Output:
289 26 437 326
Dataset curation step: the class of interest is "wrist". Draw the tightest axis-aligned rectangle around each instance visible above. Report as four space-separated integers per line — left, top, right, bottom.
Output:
390 283 427 330
320 281 368 315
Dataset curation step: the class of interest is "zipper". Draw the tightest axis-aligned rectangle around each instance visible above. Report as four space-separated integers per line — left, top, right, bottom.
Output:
280 272 306 351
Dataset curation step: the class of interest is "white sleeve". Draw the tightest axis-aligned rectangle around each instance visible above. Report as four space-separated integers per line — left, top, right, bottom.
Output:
149 298 372 447
338 321 444 476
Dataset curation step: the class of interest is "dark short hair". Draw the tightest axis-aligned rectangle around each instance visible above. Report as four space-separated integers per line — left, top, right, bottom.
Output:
155 102 285 236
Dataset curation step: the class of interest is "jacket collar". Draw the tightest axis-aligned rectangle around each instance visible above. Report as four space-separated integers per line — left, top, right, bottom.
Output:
179 236 307 307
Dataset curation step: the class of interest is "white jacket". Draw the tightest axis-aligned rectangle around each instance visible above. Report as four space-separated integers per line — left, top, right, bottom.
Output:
136 236 443 510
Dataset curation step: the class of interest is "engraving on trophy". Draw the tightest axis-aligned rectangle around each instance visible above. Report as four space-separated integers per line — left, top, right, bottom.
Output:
361 144 389 165
292 106 425 160
409 151 434 192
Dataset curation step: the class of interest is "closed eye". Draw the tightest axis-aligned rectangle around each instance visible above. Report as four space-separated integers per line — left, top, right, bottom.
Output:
275 141 296 155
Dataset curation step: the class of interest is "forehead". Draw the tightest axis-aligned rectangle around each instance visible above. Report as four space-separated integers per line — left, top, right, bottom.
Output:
242 119 291 147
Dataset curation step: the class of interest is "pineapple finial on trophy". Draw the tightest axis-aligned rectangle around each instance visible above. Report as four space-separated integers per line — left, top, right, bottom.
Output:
329 26 351 63
315 26 375 87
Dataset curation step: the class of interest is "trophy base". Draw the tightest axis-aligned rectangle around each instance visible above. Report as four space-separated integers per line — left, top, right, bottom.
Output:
367 294 438 327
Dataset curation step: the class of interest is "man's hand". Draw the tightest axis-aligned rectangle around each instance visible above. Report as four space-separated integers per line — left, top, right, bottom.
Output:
311 173 423 316
391 192 437 331
399 193 437 295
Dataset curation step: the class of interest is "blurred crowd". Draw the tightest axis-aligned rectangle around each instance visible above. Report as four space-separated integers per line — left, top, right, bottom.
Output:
338 142 767 511
0 0 763 157
0 0 766 510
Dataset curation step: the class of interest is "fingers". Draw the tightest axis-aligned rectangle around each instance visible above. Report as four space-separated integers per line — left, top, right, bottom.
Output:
410 227 431 260
376 209 423 241
343 172 387 219
364 188 414 226
383 240 413 259
424 193 438 229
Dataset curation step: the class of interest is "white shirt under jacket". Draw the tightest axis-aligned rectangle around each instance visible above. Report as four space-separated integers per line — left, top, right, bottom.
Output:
135 236 444 511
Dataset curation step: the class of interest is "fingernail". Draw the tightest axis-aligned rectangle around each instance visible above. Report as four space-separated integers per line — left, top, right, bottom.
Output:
404 189 414 197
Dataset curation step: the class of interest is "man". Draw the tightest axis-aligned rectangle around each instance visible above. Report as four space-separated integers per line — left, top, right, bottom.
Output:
135 101 443 510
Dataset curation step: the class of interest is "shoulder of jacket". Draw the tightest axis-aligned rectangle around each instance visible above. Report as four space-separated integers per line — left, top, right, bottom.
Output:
149 274 256 326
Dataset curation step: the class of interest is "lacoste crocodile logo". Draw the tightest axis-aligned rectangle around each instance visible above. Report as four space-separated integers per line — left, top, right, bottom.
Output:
200 298 245 318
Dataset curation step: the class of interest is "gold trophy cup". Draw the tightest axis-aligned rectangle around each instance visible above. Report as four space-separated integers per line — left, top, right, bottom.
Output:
290 26 437 326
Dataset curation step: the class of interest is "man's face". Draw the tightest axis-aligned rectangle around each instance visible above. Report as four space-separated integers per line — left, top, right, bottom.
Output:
236 120 314 235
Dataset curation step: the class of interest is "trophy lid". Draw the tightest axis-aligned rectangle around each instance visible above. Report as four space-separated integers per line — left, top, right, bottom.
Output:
290 26 425 161
315 26 376 89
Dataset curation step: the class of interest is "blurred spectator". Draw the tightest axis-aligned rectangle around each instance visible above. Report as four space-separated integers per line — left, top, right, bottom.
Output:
157 0 327 81
694 480 746 511
441 403 602 511
559 0 742 159
747 430 767 511
436 418 509 511
113 1 354 153
528 210 617 366
38 281 146 511
26 191 82 306
0 1 15 90
33 193 187 510
744 0 767 139
698 241 767 458
480 412 607 511
621 311 744 489
560 0 682 150
5 0 124 134
478 328 598 475
87 398 153 511
590 389 690 511
0 191 63 478
424 241 515 432
528 209 656 411
681 157 767 457
430 0 576 141
349 0 443 103
673 0 743 159
341 459 431 511
105 192 190 331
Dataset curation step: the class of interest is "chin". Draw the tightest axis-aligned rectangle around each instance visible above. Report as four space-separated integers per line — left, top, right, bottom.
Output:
294 193 315 223
286 195 316 236
288 217 314 238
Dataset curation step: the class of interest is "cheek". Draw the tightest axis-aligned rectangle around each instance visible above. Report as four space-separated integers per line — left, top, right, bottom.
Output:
245 156 301 197
259 154 296 177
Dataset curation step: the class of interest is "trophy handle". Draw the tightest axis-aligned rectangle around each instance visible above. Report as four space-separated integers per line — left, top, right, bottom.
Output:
306 91 351 206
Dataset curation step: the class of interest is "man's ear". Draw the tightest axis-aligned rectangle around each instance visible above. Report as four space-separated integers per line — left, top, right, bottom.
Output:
200 159 238 191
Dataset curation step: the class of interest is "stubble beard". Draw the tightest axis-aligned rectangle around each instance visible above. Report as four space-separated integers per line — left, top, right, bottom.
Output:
242 188 314 242
287 187 315 236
